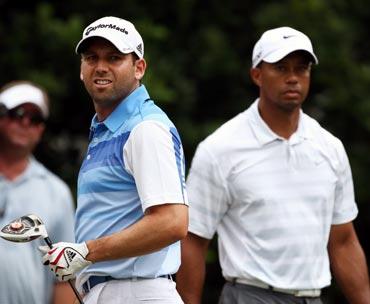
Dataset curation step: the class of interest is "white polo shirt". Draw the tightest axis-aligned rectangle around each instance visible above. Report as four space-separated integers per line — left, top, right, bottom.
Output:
187 99 358 290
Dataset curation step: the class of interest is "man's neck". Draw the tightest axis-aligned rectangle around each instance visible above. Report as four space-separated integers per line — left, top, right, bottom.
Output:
258 100 301 139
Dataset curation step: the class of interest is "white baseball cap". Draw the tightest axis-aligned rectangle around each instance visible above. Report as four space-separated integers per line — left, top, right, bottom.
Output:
252 26 318 68
0 82 49 118
75 16 144 59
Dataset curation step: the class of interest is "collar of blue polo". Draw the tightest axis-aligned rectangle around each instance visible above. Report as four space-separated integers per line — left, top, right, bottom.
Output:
91 84 150 132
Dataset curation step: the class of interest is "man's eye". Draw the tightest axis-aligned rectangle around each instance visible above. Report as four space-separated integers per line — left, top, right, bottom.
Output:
298 65 310 72
84 55 96 62
109 56 121 62
274 65 286 72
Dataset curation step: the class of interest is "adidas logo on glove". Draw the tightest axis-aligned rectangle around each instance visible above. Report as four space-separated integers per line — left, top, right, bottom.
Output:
40 241 92 282
66 249 77 262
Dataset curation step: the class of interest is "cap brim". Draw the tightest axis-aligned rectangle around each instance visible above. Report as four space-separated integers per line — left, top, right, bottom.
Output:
263 47 318 65
75 33 134 55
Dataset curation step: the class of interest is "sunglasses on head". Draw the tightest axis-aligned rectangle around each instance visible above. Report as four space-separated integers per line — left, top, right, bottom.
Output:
0 106 45 125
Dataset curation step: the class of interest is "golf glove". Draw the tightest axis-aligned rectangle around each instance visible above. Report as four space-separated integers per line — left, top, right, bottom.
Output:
39 242 92 281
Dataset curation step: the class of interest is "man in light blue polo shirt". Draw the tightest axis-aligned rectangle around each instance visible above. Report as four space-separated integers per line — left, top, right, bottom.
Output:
0 81 76 304
40 16 188 303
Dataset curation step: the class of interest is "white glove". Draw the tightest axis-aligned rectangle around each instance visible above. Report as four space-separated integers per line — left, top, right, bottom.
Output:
39 242 92 281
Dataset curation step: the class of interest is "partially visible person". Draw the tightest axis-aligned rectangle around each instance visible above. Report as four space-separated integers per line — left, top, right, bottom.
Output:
40 16 188 304
0 80 76 304
176 27 370 304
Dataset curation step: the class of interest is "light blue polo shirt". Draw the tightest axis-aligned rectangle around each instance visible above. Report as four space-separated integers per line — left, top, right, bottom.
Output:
75 85 187 281
0 157 75 304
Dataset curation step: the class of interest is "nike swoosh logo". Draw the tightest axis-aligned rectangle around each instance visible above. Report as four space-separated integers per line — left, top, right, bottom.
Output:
283 35 295 39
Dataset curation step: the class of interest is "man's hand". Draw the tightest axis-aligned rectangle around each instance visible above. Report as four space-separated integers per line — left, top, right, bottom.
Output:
39 242 92 281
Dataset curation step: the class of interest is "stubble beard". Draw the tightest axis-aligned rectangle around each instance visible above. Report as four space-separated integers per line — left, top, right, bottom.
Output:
277 91 307 113
87 85 123 110
277 99 303 113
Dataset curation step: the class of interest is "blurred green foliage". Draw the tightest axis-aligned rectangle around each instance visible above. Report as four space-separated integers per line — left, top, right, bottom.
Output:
1 1 369 303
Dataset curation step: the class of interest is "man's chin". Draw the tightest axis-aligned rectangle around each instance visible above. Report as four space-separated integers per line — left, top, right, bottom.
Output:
279 99 303 112
11 140 35 153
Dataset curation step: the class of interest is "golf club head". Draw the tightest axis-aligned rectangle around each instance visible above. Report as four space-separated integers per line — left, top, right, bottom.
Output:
0 214 48 243
0 215 83 303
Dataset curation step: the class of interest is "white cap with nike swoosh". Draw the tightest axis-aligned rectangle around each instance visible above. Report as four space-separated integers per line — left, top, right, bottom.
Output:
252 26 318 68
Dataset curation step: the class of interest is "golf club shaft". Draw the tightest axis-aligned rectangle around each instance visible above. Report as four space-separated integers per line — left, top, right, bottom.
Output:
68 280 84 304
44 238 84 304
45 237 53 249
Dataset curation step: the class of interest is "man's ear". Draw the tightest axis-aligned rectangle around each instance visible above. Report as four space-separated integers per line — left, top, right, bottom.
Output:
135 58 147 80
250 67 261 87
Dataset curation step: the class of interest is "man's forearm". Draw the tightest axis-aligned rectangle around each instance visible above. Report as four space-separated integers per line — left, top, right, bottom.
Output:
176 256 206 304
87 204 188 262
331 241 370 303
176 234 210 304
329 224 370 304
53 282 76 304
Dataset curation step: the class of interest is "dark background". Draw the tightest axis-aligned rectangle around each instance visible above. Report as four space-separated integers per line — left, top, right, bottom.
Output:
1 1 369 303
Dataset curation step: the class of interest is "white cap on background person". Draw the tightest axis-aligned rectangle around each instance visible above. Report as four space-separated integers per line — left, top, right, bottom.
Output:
75 16 144 59
252 26 318 68
0 82 49 118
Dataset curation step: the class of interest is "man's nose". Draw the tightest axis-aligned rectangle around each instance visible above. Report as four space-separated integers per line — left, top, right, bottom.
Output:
95 59 109 72
285 69 299 83
19 116 33 126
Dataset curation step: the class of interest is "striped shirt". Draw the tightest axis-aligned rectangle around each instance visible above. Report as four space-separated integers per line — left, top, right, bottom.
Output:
187 99 357 290
75 85 187 287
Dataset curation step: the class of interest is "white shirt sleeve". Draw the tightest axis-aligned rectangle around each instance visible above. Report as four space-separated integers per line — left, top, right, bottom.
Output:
123 120 187 212
332 141 358 224
187 142 229 239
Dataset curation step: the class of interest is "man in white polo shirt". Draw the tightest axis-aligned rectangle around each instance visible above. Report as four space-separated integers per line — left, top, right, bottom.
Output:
176 27 370 303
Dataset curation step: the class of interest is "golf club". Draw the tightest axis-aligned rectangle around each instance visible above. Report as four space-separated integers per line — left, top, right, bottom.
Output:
0 214 84 304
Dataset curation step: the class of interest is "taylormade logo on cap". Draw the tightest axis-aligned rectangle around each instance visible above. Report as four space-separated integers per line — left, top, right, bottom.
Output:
252 26 318 68
75 16 144 59
85 24 128 36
